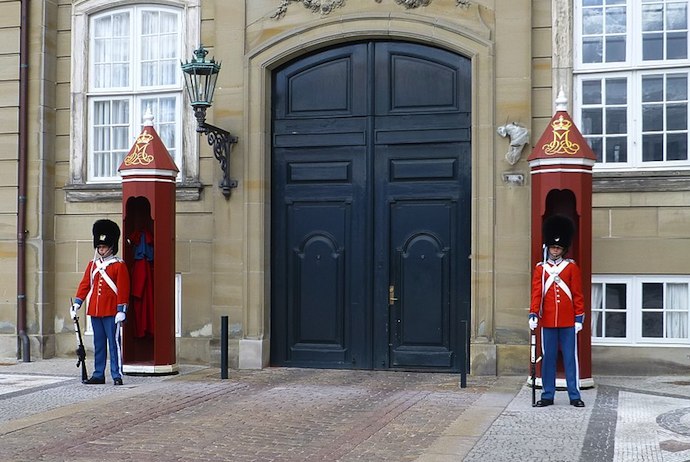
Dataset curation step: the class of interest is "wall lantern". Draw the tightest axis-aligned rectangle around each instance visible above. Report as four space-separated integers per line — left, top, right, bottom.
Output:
181 45 238 198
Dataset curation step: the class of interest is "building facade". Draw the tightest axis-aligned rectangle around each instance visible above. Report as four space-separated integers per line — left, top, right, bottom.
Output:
0 0 688 376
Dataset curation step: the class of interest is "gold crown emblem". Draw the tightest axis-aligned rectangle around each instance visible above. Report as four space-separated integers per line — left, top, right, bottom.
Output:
551 115 572 131
136 132 154 144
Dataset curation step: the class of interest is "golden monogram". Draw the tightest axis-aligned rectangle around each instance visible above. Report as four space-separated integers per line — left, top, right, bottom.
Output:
124 132 155 166
542 115 580 156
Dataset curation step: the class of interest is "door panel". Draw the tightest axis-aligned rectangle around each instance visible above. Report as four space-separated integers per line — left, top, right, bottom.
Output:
373 141 470 371
272 144 369 368
287 202 348 362
272 41 471 372
389 201 453 367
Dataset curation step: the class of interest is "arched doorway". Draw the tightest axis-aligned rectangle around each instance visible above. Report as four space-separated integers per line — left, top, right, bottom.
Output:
271 41 471 371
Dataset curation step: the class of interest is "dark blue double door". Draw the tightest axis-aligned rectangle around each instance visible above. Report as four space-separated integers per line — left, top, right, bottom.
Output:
271 42 471 371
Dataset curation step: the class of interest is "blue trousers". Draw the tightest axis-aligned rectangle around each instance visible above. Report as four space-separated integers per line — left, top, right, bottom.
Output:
90 316 121 380
540 326 580 401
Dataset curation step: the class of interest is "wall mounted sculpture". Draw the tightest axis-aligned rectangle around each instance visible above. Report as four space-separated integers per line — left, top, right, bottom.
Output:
273 0 471 19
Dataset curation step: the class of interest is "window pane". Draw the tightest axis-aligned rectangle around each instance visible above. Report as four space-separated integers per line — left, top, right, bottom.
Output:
92 12 130 89
606 137 627 162
606 6 626 33
583 37 604 63
667 282 689 338
643 76 664 102
668 283 689 311
583 8 603 35
606 107 627 133
642 134 664 161
668 32 688 59
605 283 626 309
91 99 130 179
666 312 688 338
593 313 603 336
643 33 664 60
642 312 663 337
588 137 603 162
606 36 626 62
667 2 688 30
140 10 179 88
582 80 602 104
605 312 627 337
583 109 603 134
667 133 688 160
606 78 627 104
667 74 688 101
643 283 664 309
642 4 663 32
667 104 687 130
643 104 664 131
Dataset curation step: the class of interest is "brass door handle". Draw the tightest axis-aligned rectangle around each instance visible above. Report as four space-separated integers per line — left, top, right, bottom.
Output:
389 285 398 305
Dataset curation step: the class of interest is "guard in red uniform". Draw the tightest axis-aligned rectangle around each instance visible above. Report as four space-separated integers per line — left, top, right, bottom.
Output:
529 215 585 407
70 219 130 385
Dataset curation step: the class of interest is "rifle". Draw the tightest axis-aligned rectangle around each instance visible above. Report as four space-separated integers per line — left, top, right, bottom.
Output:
530 331 541 407
72 299 88 382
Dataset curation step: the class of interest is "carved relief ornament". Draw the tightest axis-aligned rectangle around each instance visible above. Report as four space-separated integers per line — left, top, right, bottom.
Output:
273 0 471 19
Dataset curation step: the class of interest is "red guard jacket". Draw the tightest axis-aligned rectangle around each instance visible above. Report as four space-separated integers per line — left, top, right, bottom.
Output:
530 258 585 328
75 256 130 318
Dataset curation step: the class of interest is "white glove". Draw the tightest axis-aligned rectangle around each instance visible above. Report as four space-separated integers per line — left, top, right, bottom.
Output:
529 317 538 331
575 322 583 334
70 303 80 320
115 312 126 324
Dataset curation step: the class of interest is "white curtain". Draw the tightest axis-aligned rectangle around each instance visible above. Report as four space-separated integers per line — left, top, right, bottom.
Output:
666 283 688 338
141 11 179 87
92 100 130 179
591 283 603 337
93 12 130 89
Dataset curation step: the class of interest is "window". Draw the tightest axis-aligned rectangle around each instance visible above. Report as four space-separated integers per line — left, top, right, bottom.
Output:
592 276 690 344
88 6 181 182
70 1 200 194
575 0 690 170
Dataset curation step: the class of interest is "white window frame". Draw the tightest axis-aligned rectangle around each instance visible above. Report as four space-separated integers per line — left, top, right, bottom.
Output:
591 276 632 343
70 0 200 188
592 275 690 346
574 0 690 171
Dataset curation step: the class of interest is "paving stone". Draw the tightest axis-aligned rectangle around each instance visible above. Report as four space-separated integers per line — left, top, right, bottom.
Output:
2 360 690 461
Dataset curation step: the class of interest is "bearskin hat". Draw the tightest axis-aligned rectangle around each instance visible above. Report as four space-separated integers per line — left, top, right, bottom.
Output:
542 214 574 249
92 219 120 254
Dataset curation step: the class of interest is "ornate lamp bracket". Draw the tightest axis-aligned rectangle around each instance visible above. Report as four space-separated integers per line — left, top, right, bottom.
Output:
193 107 238 198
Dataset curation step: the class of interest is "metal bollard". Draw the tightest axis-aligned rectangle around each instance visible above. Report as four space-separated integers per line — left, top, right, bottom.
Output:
460 319 468 388
221 315 228 379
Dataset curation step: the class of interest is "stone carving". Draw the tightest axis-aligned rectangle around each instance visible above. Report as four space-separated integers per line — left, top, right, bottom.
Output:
497 122 530 165
272 0 346 19
375 0 431 8
272 0 471 18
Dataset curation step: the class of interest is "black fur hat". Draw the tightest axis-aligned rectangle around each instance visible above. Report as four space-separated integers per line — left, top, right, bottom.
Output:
542 214 574 249
92 219 120 254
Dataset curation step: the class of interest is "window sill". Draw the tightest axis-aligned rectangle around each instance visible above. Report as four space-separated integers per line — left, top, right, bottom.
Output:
593 170 690 193
64 181 203 202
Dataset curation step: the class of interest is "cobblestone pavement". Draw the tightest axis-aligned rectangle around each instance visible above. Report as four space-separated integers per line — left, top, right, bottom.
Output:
2 359 690 461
